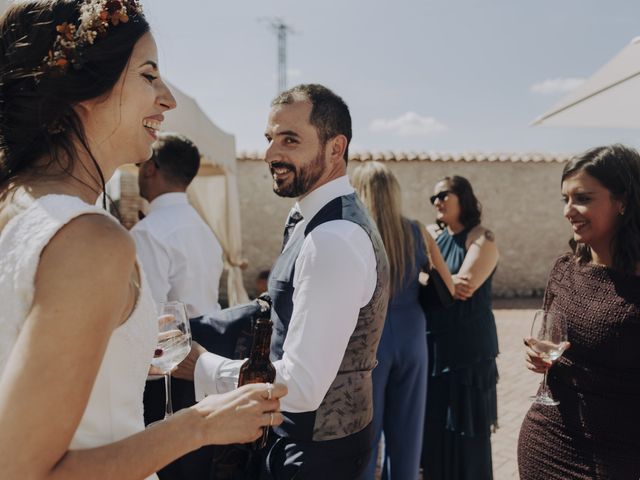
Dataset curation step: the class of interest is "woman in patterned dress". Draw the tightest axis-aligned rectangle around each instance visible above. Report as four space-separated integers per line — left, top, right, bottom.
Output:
518 144 640 479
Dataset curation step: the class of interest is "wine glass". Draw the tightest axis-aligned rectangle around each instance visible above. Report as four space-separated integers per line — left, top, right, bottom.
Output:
529 310 568 406
151 301 192 419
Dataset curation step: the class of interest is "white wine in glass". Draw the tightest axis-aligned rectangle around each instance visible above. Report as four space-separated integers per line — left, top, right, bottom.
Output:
530 310 568 406
151 301 192 419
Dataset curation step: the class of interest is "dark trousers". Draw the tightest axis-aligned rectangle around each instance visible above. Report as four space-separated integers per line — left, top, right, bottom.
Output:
144 378 218 480
261 423 373 480
143 306 258 480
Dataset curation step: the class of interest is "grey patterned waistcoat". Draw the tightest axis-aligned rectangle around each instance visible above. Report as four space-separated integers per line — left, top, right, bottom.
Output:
267 193 390 442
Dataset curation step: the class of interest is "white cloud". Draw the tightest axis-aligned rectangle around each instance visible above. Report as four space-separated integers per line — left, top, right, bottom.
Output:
530 77 585 95
369 112 447 136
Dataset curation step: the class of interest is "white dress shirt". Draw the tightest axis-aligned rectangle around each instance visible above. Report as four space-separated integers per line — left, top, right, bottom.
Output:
131 192 224 317
194 176 377 412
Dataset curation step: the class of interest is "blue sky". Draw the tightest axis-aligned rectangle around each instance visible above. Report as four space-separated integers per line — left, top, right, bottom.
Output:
145 0 640 154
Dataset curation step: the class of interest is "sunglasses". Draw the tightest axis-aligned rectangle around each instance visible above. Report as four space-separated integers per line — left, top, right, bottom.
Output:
430 190 451 205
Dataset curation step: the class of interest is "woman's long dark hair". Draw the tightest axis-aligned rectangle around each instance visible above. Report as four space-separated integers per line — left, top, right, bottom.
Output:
0 0 149 200
436 175 482 230
562 144 640 275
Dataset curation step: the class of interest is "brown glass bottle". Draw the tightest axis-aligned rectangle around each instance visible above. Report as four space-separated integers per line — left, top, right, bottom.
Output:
237 296 275 449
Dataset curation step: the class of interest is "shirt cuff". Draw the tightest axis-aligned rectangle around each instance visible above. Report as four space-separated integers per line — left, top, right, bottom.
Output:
193 352 245 401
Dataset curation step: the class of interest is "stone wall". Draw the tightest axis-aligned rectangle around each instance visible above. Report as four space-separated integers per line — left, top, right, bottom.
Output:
237 156 572 298
118 169 144 230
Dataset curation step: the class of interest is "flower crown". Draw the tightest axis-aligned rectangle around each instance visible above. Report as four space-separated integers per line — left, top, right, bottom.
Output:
44 0 143 73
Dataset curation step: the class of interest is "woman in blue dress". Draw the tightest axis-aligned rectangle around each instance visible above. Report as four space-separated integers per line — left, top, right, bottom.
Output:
352 162 454 480
421 175 499 480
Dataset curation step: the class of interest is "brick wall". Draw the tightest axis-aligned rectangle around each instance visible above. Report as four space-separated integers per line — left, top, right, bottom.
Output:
118 156 573 299
118 169 145 229
236 157 572 298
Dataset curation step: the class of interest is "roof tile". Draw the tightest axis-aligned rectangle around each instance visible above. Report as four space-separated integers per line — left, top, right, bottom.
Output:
237 151 571 163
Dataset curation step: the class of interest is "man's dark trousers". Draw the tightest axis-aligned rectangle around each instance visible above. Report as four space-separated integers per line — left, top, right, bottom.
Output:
259 422 374 480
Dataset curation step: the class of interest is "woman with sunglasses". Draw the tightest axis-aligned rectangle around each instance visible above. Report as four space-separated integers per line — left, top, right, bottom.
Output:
421 175 499 480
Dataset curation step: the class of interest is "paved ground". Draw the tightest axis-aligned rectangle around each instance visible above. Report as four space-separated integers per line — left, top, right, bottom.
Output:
491 298 542 480
375 298 542 480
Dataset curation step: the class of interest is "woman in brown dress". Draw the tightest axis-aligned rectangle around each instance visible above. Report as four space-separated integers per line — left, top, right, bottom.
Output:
518 144 640 479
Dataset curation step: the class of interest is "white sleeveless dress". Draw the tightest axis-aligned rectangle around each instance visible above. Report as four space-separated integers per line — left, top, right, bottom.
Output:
0 193 159 479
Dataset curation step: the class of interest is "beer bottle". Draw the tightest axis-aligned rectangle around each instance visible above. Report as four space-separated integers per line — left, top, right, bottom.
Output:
238 294 276 449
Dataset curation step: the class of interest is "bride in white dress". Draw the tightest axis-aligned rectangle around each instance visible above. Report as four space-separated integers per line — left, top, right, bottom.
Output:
0 1 285 478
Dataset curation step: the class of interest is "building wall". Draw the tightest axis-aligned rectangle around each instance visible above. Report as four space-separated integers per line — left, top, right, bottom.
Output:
118 170 145 230
237 158 572 298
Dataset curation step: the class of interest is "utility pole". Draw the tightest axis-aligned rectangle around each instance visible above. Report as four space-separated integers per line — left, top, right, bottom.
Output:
261 18 295 94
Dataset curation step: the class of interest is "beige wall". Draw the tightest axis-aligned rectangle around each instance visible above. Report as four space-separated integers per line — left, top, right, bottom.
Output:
237 158 572 298
118 169 144 230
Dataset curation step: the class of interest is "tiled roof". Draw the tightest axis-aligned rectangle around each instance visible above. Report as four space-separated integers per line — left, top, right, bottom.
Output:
238 151 571 163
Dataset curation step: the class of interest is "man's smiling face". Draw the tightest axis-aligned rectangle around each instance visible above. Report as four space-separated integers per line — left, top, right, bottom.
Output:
263 99 329 198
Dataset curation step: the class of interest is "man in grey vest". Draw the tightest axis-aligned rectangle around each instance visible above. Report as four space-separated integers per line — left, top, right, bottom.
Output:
192 84 390 479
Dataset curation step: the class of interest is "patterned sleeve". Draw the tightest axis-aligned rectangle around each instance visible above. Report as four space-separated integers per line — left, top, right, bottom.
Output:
542 254 571 312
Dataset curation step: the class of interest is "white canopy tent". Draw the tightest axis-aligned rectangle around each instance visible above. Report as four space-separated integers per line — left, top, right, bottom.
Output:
533 36 640 128
163 82 249 306
164 83 237 173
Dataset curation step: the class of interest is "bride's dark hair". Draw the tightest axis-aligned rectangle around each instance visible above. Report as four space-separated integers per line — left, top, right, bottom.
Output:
0 0 149 194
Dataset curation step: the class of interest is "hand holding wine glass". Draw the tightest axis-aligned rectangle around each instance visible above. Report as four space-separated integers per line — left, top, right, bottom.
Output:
525 310 570 405
151 301 192 420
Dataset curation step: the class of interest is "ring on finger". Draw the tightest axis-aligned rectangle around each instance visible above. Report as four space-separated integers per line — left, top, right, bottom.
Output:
266 383 273 400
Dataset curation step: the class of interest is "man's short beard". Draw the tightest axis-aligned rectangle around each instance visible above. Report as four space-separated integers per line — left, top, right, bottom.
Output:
273 145 326 198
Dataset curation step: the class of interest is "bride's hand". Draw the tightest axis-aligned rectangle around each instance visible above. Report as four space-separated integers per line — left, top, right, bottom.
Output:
190 383 287 446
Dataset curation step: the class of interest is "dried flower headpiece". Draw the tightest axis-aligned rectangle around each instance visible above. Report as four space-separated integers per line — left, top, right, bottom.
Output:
44 0 143 72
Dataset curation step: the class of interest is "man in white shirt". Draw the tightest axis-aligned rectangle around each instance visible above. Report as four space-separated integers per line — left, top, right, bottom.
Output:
131 132 224 317
191 85 390 480
133 133 226 480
